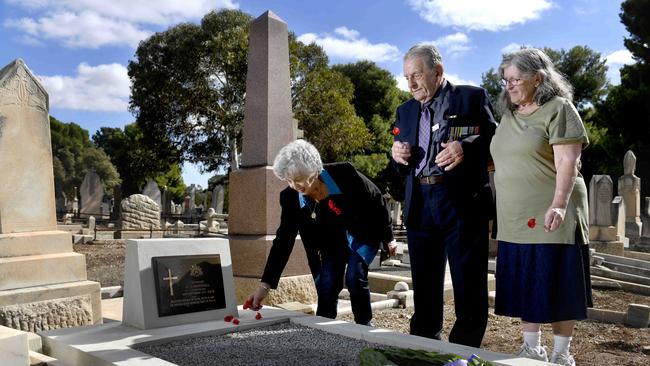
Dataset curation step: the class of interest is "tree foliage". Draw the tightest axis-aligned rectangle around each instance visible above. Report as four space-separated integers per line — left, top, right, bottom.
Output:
92 123 185 200
128 10 251 172
129 9 357 174
481 46 608 115
294 67 370 162
587 0 650 198
542 46 609 111
332 61 409 198
50 116 120 198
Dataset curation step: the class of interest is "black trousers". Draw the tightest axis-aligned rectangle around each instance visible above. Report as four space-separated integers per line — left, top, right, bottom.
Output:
406 183 488 348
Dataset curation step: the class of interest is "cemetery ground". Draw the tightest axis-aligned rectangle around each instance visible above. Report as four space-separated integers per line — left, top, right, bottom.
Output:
76 239 649 366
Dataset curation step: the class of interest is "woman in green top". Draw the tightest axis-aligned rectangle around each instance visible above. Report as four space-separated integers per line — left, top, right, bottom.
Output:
490 48 592 366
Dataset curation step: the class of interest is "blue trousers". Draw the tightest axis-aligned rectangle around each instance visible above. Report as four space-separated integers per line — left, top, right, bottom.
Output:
314 248 372 325
407 183 488 347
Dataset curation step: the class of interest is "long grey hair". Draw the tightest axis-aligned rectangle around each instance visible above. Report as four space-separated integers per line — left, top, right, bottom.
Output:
497 48 573 113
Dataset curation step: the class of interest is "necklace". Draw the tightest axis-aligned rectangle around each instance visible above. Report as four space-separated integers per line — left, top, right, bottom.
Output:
306 200 318 219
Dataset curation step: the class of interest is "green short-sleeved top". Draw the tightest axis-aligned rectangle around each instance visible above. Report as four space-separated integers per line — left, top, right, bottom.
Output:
490 96 589 245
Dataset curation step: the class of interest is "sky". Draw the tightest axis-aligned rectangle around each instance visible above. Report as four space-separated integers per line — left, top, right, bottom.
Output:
0 0 636 188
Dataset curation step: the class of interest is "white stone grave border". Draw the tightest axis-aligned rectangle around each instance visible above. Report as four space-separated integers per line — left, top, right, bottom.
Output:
40 305 551 366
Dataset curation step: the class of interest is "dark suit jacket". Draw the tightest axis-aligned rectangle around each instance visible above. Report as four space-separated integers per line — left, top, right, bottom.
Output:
392 82 497 225
261 162 393 288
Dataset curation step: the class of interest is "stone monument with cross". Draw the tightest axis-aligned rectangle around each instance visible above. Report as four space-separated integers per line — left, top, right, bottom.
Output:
618 150 643 243
228 11 316 304
0 59 101 331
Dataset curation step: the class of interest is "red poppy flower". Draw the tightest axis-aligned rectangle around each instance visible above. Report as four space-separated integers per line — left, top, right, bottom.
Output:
392 127 400 136
527 218 536 229
243 299 251 310
232 318 240 325
223 315 234 322
255 312 262 320
328 200 342 215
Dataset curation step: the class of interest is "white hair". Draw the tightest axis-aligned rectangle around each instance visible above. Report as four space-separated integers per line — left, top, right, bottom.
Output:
272 139 323 180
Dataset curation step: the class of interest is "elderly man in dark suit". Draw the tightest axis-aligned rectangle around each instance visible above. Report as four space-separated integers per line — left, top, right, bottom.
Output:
391 44 497 347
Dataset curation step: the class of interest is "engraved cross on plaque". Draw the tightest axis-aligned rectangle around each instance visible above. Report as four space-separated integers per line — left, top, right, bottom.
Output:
163 268 178 296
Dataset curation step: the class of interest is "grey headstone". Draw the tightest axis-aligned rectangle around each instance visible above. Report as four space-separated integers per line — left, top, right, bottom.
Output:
211 185 224 214
142 179 161 209
618 150 642 241
589 175 613 226
79 170 104 218
161 188 172 215
55 189 67 216
0 59 56 233
111 185 122 221
187 184 196 210
88 216 96 231
642 198 650 238
611 196 627 242
183 196 191 215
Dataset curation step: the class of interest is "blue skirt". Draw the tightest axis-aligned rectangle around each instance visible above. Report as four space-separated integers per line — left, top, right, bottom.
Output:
494 239 593 323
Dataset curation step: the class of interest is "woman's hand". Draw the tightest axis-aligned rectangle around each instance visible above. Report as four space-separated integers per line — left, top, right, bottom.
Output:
544 206 566 232
246 283 270 311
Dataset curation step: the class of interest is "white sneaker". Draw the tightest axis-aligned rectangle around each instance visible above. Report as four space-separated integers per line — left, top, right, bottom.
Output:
516 344 549 361
551 352 576 366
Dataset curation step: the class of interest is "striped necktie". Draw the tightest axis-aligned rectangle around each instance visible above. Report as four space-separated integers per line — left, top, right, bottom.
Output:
415 104 431 176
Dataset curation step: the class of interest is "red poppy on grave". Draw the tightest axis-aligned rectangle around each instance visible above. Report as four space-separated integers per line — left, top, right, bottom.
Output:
527 218 536 229
392 127 400 136
255 312 262 320
223 315 234 322
232 318 240 325
243 299 251 310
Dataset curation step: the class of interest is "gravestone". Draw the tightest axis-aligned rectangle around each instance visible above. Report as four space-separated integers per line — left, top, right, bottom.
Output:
637 198 650 249
79 170 104 218
0 59 100 331
122 238 237 329
161 187 172 215
228 11 315 305
618 150 643 243
187 184 197 211
111 185 122 221
589 175 613 227
115 194 162 239
142 179 161 209
589 175 627 255
55 188 66 217
183 195 191 215
211 185 224 214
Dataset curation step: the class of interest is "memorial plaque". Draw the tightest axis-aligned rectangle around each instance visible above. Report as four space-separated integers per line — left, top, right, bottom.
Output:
152 255 226 317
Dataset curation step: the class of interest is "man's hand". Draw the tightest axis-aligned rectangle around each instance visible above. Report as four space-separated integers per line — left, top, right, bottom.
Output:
435 140 464 171
392 141 411 165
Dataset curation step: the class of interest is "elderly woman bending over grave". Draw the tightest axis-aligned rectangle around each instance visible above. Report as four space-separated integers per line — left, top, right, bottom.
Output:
245 139 395 325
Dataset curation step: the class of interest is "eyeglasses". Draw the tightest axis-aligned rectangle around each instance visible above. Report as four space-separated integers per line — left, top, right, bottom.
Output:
501 78 526 86
286 173 318 190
